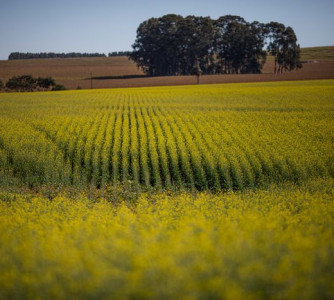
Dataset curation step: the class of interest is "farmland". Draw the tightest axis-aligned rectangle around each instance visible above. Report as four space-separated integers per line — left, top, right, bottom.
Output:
1 46 334 90
1 178 333 299
1 80 334 190
300 46 334 61
0 80 334 299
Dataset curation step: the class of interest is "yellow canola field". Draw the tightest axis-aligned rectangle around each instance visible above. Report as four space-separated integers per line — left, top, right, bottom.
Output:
0 80 334 299
0 80 333 190
0 178 333 300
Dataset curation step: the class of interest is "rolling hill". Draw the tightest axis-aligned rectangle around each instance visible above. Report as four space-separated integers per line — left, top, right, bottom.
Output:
0 46 333 90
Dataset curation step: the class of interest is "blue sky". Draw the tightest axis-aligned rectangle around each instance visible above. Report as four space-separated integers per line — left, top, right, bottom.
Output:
0 0 333 60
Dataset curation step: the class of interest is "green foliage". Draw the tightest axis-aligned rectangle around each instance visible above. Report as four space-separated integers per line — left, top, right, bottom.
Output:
36 76 56 90
108 51 131 57
0 178 333 299
215 16 267 74
266 22 302 73
130 14 300 76
5 75 57 92
8 52 106 60
0 80 333 299
6 75 37 92
52 84 67 91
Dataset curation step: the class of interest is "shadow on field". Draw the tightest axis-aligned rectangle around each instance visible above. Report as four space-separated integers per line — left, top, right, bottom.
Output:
85 75 152 80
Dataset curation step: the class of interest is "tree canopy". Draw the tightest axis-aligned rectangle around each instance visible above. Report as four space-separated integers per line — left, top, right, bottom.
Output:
8 52 106 60
129 14 302 76
265 22 302 73
108 51 131 57
5 75 57 92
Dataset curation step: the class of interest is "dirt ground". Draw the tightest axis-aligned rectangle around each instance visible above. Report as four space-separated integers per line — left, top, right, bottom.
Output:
1 56 334 90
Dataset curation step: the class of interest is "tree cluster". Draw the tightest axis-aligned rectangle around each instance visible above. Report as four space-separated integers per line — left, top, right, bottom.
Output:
129 14 302 76
8 52 106 60
1 75 65 92
266 22 302 73
108 51 132 57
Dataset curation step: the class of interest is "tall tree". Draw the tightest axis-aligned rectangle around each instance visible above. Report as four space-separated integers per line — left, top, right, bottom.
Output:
176 16 215 75
241 21 267 74
157 14 184 75
266 23 302 73
279 27 302 72
215 16 266 74
130 15 183 76
130 15 301 76
266 22 285 73
191 59 202 84
214 15 246 74
130 17 160 75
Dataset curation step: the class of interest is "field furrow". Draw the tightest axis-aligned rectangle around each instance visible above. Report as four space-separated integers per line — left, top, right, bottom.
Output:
0 80 333 190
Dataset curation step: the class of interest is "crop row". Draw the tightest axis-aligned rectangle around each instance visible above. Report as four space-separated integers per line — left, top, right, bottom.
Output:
0 81 333 189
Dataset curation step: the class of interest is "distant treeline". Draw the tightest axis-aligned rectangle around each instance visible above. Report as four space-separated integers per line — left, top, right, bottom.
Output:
108 51 132 57
8 52 107 60
130 14 302 76
8 51 133 60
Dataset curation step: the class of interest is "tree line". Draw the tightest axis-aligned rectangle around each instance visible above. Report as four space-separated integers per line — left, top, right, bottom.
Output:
0 75 65 92
8 51 134 60
129 14 302 76
8 52 107 60
108 51 132 57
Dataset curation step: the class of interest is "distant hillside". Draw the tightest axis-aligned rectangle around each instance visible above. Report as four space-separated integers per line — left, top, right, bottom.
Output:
266 46 334 62
300 46 334 61
1 46 334 90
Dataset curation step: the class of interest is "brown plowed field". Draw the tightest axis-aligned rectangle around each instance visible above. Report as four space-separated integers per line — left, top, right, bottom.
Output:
1 54 334 90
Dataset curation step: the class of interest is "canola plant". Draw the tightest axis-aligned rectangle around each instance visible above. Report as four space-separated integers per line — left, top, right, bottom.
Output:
0 80 334 299
0 80 333 190
0 179 333 299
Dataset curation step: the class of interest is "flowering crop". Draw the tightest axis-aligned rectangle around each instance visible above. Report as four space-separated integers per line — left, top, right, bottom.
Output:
0 80 333 190
0 80 334 299
0 179 333 299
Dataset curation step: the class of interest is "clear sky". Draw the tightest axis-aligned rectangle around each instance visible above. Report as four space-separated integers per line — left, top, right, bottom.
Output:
0 0 333 60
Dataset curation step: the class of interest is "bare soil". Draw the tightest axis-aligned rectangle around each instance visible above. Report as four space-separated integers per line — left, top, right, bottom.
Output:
1 56 334 90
